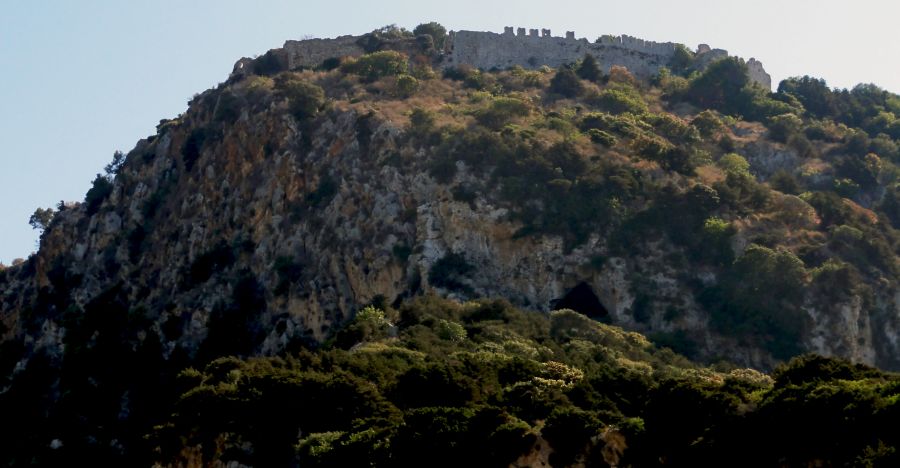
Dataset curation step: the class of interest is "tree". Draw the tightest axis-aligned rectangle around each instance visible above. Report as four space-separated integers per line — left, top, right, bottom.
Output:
29 207 55 232
777 76 836 119
84 174 113 215
576 54 601 82
276 77 326 121
669 44 695 75
767 113 803 143
549 67 583 98
341 51 408 82
104 150 125 176
413 22 447 50
686 57 750 113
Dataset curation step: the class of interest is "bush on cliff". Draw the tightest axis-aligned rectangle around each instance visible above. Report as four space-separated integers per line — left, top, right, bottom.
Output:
341 51 409 81
276 76 326 121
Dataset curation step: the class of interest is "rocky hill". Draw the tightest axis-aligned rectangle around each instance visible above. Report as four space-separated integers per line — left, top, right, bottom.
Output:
3 23 900 465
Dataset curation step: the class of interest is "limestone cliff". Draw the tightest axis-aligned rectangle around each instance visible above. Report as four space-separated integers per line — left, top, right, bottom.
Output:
1 31 898 376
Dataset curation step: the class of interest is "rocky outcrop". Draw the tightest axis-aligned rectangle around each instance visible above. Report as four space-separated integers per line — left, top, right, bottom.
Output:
1 51 896 373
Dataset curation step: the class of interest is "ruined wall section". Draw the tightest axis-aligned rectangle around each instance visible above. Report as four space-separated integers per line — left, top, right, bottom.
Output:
283 35 365 70
445 30 772 88
747 58 772 90
275 29 772 89
444 30 678 80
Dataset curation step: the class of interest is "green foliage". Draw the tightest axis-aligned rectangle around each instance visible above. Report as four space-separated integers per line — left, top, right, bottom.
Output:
28 207 55 232
12 42 900 468
84 174 113 215
413 22 447 50
717 153 751 177
474 97 530 130
686 57 750 112
395 74 419 98
702 244 808 358
691 110 726 138
549 67 584 98
669 44 695 75
341 51 408 81
767 113 804 143
587 128 617 146
683 58 799 123
213 91 241 124
251 49 285 75
276 76 326 121
576 54 602 82
435 319 467 342
592 87 649 115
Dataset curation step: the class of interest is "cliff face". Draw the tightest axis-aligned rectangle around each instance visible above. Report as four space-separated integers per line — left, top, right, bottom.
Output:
2 55 900 374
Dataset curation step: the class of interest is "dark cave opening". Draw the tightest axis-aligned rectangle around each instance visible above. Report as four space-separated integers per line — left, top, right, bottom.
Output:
552 282 609 319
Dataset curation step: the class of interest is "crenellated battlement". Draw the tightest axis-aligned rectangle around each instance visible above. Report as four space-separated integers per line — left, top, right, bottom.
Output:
442 28 771 88
273 27 771 89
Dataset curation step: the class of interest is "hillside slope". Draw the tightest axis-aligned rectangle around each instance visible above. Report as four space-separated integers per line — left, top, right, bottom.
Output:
3 24 900 465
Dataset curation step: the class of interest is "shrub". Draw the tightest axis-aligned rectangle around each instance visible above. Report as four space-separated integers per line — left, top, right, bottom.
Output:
252 50 285 76
476 97 531 130
29 207 55 232
591 88 648 115
413 22 447 50
691 110 726 138
276 77 326 121
443 65 475 81
213 91 241 124
587 128 617 147
84 174 113 215
700 217 735 265
769 170 801 195
705 244 808 359
767 113 803 143
608 65 637 86
669 44 695 75
686 57 749 113
435 319 467 342
341 51 408 81
549 67 584 98
717 153 751 177
651 113 700 144
396 74 419 98
576 54 602 82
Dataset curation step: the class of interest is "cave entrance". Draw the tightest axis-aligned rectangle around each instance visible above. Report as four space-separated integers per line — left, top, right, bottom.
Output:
552 282 609 319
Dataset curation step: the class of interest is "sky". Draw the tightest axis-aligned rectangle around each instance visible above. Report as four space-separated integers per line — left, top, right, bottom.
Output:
2 0 899 264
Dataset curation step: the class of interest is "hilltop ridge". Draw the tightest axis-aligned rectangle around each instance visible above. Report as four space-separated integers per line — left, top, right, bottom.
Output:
3 21 900 465
233 26 771 88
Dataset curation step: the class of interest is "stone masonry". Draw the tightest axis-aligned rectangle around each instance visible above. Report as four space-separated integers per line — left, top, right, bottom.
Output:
276 27 772 89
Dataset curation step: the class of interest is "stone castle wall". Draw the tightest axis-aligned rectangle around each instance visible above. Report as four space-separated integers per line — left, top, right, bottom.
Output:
284 35 365 70
277 28 772 89
444 29 771 88
443 30 676 81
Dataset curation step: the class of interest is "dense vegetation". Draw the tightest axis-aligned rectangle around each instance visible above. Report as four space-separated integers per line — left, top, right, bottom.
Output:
6 295 900 466
6 22 900 466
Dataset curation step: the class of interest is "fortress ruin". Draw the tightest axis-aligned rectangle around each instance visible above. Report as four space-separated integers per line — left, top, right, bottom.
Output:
266 27 772 89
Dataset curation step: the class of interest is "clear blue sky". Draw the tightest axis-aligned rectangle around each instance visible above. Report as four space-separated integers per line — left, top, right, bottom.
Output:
2 0 899 264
